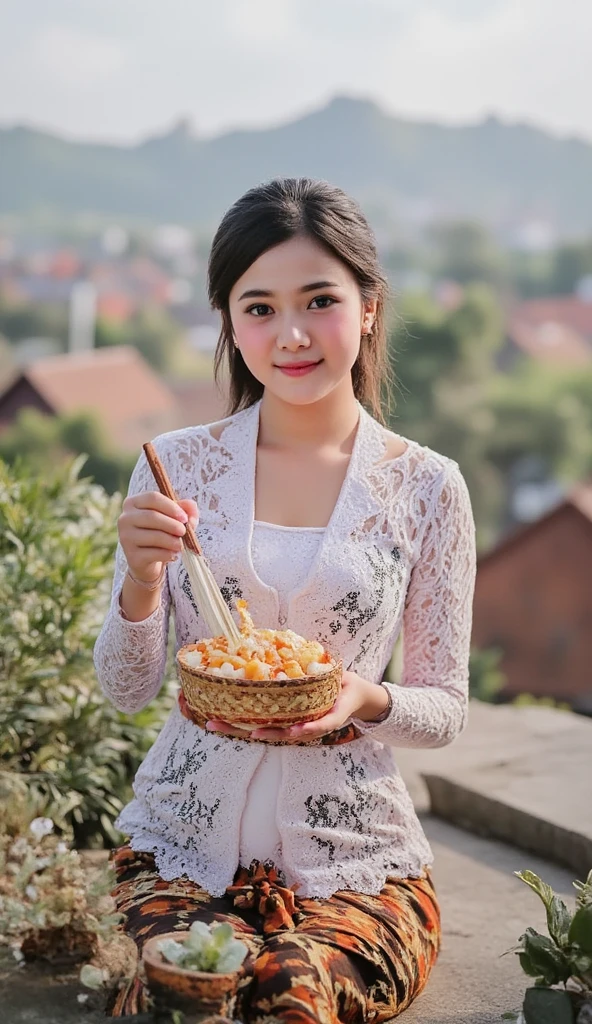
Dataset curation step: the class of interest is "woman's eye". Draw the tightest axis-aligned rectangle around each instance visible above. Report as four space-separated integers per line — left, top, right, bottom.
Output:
246 303 272 317
309 295 336 309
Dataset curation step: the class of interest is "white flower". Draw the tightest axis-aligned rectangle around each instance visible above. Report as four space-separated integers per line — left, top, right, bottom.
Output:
25 885 38 901
12 947 25 963
77 994 89 1005
29 817 54 840
56 841 68 854
9 838 29 858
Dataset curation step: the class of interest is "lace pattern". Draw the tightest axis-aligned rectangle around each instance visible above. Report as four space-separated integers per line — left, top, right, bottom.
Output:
93 401 476 898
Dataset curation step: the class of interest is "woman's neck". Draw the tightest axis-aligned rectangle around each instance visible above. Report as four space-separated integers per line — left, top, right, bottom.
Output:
258 386 360 454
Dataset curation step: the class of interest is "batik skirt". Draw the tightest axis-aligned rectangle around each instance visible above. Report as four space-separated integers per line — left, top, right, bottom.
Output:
108 843 441 1022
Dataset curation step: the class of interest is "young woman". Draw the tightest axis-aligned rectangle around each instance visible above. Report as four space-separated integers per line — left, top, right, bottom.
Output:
94 177 477 1022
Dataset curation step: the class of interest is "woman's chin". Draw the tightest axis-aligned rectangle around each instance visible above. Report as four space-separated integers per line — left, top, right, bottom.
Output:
264 376 349 408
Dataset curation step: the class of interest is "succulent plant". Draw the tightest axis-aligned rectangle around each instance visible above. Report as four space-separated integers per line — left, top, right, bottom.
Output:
158 921 248 975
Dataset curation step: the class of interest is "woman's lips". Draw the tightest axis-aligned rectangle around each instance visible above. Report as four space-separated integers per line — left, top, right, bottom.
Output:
275 361 321 377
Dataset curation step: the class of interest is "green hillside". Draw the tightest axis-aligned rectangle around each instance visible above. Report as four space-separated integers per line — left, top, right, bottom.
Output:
1 96 591 236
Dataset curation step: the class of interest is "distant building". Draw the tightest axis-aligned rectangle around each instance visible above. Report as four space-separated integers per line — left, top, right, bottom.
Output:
472 482 592 712
500 297 592 370
0 346 179 452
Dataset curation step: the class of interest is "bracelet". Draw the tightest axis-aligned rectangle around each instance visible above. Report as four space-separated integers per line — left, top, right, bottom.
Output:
372 682 393 723
126 566 166 591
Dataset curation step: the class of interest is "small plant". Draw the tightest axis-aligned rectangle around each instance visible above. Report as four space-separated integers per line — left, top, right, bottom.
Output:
503 868 592 1023
0 813 122 963
158 921 248 975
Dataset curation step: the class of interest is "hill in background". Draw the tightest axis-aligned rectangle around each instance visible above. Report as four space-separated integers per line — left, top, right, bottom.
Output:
2 96 592 239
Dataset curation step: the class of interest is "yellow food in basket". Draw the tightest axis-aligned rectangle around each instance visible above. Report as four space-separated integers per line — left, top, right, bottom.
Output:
180 599 334 681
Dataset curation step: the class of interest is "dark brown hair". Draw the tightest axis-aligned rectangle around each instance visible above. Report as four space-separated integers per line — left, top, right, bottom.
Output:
208 177 391 421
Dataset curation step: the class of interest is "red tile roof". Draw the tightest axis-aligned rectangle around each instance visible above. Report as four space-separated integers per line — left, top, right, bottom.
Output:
507 298 592 366
24 346 178 451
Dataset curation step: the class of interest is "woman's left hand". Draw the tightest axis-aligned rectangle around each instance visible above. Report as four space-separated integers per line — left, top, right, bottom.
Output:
205 670 383 743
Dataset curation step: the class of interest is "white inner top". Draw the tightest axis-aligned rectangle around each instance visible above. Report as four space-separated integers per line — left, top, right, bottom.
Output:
239 521 325 868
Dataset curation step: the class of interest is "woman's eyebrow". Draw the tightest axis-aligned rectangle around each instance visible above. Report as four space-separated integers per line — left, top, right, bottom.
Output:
238 280 341 301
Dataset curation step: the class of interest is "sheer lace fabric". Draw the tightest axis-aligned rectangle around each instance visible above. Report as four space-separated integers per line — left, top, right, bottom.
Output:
93 401 477 898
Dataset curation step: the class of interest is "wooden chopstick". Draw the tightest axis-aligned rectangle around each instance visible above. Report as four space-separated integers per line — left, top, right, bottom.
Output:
143 442 202 557
142 441 241 644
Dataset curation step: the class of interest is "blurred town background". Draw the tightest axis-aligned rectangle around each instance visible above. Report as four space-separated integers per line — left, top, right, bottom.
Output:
2 87 592 715
1 0 591 845
1 8 591 1021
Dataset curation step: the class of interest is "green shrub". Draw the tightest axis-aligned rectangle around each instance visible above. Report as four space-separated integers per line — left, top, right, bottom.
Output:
503 868 592 1023
0 455 174 847
469 645 506 702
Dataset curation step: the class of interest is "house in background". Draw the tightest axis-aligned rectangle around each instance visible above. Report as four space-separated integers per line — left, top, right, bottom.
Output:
472 482 592 713
0 346 180 452
499 296 592 371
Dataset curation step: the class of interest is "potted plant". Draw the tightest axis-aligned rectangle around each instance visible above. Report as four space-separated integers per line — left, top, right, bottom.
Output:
503 868 592 1024
142 920 248 1018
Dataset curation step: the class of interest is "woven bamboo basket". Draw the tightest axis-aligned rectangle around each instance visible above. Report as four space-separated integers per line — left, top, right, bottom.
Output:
177 645 342 729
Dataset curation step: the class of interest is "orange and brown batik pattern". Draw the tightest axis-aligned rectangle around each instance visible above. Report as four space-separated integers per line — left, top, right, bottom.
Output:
109 845 441 1022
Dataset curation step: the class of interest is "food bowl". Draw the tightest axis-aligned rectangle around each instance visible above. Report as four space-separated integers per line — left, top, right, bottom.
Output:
177 648 342 730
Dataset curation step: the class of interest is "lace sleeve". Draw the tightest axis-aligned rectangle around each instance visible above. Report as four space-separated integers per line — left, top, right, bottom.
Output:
93 448 172 713
352 460 476 748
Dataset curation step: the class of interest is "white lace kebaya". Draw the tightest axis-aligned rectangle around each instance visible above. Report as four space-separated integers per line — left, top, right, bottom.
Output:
93 400 477 899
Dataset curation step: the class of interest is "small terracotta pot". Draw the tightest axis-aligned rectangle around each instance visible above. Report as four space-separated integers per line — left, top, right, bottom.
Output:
142 931 240 1016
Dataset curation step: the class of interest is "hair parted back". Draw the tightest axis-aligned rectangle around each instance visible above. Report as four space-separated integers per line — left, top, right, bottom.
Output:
208 177 391 422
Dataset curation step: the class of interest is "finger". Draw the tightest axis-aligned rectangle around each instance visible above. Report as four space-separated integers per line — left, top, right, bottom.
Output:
177 498 199 528
133 530 184 552
205 720 252 739
126 491 189 521
127 509 188 537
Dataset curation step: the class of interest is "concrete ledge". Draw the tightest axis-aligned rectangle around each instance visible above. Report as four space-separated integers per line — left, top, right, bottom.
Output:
423 773 592 878
394 702 592 878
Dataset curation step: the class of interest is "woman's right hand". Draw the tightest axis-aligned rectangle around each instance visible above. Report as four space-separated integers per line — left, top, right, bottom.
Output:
118 492 199 586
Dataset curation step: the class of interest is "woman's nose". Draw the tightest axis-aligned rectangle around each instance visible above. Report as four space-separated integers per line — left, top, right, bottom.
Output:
276 320 311 350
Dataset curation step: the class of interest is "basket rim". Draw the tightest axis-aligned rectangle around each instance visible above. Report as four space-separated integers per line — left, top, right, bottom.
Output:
176 644 341 687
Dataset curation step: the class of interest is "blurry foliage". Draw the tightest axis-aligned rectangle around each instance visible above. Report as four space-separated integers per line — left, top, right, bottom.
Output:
0 296 68 347
0 407 136 495
428 221 507 287
512 694 571 712
95 306 184 374
0 456 174 847
469 646 506 703
389 284 592 546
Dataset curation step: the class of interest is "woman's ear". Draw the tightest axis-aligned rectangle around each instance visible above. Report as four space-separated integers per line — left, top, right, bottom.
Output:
362 298 378 334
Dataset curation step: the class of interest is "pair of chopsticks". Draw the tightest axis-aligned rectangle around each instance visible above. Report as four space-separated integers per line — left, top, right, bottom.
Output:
143 442 241 645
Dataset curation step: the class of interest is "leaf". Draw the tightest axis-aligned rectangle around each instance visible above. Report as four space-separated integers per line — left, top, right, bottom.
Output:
515 871 555 911
521 932 571 986
546 895 572 947
210 921 234 950
522 986 575 1024
568 904 592 956
157 939 186 966
79 964 107 990
216 939 248 974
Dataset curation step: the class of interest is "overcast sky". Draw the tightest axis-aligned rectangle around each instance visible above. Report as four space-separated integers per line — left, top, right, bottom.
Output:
1 0 589 144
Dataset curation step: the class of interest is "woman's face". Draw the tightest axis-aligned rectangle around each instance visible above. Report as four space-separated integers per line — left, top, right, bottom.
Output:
228 235 376 406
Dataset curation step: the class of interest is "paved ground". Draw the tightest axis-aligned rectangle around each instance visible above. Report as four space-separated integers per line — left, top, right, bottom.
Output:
400 815 575 1023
